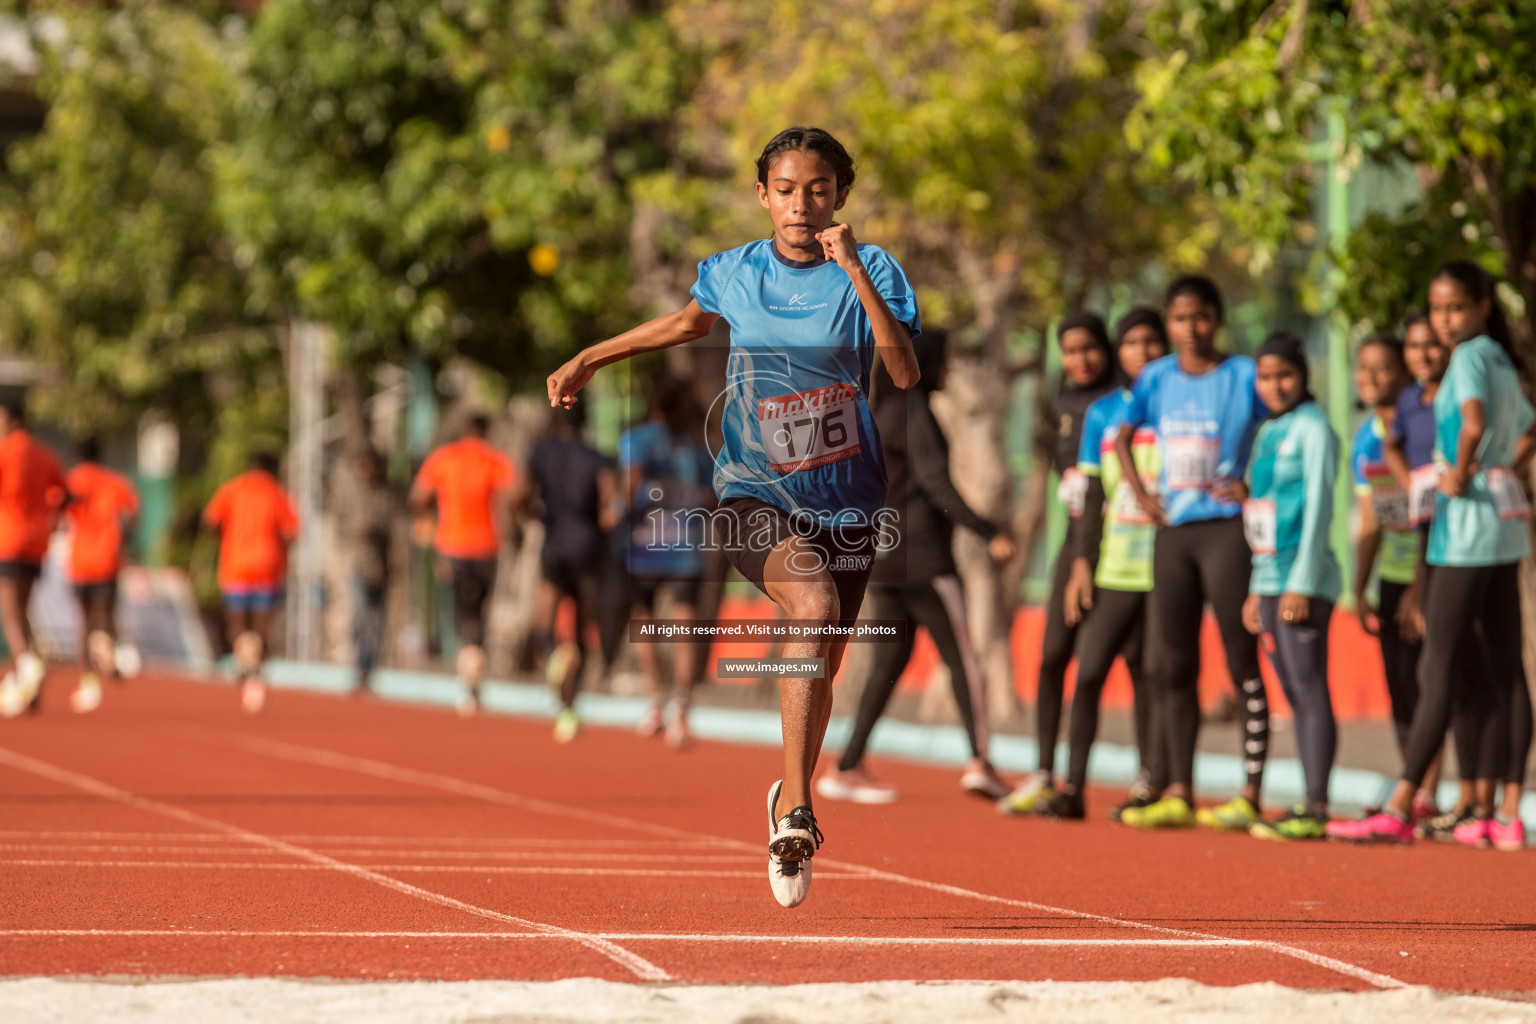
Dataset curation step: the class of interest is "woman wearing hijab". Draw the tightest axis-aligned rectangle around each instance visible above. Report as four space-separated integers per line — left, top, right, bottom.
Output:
1000 312 1119 814
1241 332 1341 840
818 329 1017 804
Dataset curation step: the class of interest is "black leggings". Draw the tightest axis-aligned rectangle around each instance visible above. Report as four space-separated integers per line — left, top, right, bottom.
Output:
840 577 990 771
1375 580 1422 750
1260 596 1336 808
1064 586 1160 792
1035 551 1078 773
1510 670 1533 789
1401 563 1522 787
1145 517 1266 792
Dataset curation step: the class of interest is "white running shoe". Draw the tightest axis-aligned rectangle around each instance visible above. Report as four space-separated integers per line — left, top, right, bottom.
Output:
71 673 103 714
0 673 24 718
960 766 1011 800
815 767 899 804
114 641 142 680
766 780 822 909
240 679 267 714
15 651 44 709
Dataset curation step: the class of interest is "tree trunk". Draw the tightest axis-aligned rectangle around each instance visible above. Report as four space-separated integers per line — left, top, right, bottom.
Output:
931 347 1024 725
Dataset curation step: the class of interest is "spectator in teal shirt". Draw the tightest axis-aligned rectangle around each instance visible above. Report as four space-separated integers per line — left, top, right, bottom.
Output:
1241 332 1340 840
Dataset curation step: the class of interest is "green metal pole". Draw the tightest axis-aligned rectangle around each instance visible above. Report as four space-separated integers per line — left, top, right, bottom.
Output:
1324 106 1357 608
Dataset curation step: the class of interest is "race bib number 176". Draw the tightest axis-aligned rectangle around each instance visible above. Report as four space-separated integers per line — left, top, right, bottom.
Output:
759 383 861 474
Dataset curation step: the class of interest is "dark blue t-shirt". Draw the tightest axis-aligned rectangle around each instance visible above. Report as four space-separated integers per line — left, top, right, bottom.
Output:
1392 382 1437 470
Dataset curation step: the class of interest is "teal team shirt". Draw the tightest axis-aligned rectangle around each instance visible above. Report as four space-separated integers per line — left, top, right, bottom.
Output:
690 239 921 527
1350 414 1419 586
1428 335 1534 567
1247 401 1342 600
1122 354 1268 527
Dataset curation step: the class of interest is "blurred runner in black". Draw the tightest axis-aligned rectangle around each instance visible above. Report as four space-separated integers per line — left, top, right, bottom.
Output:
518 402 619 743
817 328 1015 804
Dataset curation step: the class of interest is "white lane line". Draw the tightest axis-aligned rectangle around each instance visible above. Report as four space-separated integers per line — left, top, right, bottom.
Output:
0 929 1247 948
0 831 734 849
233 735 1408 991
0 859 863 879
0 745 669 982
0 844 753 862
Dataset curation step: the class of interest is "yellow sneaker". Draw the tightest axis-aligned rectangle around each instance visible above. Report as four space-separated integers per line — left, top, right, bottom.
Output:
1119 796 1196 829
1196 797 1261 831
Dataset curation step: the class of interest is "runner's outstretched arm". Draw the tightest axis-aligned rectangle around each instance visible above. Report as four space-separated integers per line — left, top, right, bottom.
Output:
548 303 720 409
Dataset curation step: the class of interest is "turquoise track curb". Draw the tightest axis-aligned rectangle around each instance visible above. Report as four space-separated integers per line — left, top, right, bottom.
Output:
251 658 1535 821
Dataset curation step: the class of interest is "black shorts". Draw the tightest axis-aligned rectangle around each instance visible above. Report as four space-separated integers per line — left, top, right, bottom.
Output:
631 575 703 611
0 560 41 582
74 580 118 608
541 555 605 602
716 496 876 630
446 557 498 648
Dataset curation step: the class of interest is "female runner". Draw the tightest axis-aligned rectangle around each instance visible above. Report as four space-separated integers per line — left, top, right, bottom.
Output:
547 127 920 906
1241 332 1341 840
1045 308 1169 820
998 312 1117 814
1328 261 1534 849
1112 276 1271 831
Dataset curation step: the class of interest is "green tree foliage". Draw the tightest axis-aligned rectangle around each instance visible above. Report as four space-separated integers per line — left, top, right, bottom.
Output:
659 0 1213 352
1131 0 1536 339
0 4 279 439
218 0 694 385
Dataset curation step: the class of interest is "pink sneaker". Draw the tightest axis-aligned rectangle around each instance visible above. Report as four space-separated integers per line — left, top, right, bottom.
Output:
1453 816 1491 849
1326 812 1414 845
1489 817 1526 852
1410 790 1438 826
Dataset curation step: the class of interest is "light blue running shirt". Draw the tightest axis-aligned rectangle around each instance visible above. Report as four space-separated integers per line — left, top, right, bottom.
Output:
1428 335 1534 567
1247 401 1341 599
619 420 715 578
691 239 921 527
1122 353 1268 527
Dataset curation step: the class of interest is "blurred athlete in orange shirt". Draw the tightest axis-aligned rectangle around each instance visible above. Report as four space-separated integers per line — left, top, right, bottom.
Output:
409 414 514 715
64 438 140 713
203 451 300 713
0 398 67 717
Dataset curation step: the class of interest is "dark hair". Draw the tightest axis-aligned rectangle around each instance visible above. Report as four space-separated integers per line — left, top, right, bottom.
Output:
1401 307 1431 336
78 437 101 463
0 396 24 425
1115 306 1168 348
1358 332 1406 370
1056 311 1117 390
250 450 280 475
1165 274 1225 324
1256 330 1313 405
756 127 856 192
1430 259 1515 356
465 413 490 439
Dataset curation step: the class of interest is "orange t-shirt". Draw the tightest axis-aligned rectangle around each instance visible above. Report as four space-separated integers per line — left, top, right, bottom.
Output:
203 470 300 587
66 462 140 584
0 430 67 564
414 438 515 559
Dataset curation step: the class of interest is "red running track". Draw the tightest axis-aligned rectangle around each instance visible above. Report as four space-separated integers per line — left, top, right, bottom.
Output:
0 672 1532 990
